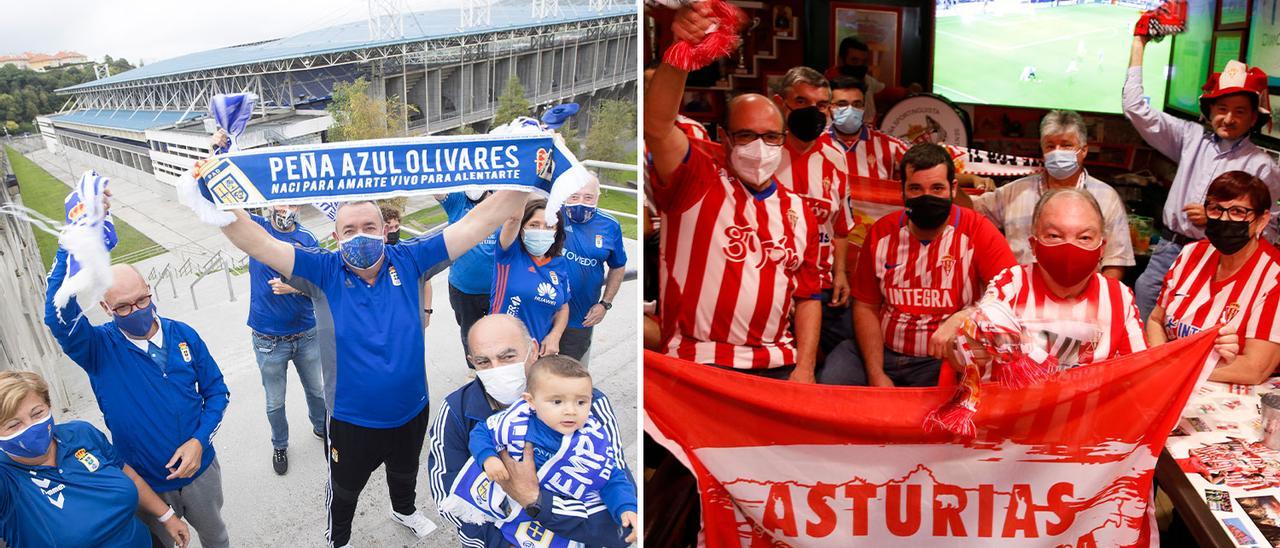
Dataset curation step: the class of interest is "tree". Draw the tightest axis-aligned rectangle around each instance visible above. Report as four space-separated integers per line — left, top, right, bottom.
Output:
557 119 581 156
326 77 414 142
584 99 638 184
326 77 416 213
492 75 530 128
4 120 17 133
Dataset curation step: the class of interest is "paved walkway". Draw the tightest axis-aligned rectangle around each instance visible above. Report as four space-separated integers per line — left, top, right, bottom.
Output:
24 146 639 547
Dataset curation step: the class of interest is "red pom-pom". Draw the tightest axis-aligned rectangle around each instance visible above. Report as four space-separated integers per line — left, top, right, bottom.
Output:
924 401 977 438
662 0 747 71
995 353 1057 389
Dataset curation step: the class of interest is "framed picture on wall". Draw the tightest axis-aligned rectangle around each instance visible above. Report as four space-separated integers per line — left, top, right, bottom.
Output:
1216 0 1250 30
1209 30 1245 73
830 4 902 88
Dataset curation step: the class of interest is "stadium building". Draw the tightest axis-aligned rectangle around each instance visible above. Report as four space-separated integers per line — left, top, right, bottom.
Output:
36 2 636 187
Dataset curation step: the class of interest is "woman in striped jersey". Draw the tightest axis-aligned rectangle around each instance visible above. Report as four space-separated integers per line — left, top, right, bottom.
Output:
1149 171 1280 384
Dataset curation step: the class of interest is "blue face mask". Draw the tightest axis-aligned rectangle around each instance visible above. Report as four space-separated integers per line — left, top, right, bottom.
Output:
522 228 556 257
832 105 865 135
1043 149 1081 180
115 302 156 338
340 233 386 269
0 414 53 459
563 204 597 224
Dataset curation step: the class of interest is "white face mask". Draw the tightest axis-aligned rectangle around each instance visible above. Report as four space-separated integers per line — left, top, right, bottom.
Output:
475 344 534 405
729 139 782 187
1043 149 1081 180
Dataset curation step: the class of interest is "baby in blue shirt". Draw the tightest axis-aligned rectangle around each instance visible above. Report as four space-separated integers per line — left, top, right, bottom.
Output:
469 355 637 536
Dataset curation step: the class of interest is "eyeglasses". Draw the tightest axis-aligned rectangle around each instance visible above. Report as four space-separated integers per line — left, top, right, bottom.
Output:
729 130 787 147
110 294 153 316
1205 202 1259 222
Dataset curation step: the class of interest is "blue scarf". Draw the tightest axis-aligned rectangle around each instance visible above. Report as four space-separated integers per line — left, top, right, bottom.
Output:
441 400 615 547
193 132 588 212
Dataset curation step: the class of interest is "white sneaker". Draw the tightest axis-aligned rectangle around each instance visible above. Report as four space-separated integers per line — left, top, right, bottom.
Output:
389 507 438 539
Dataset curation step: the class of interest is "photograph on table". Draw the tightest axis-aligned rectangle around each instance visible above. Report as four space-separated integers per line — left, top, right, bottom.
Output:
1238 495 1280 545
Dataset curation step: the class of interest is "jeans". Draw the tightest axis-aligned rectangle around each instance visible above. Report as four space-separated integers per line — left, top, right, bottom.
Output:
252 328 327 449
820 338 942 387
1135 239 1184 323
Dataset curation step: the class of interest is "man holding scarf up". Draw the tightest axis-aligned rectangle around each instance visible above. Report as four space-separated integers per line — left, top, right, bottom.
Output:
1125 34 1280 321
43 183 231 548
217 189 525 547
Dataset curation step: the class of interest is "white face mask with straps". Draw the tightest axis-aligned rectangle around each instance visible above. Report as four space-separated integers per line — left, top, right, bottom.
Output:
729 139 783 187
475 343 534 405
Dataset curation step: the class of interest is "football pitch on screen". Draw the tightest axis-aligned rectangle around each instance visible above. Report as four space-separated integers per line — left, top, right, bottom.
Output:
934 3 1172 114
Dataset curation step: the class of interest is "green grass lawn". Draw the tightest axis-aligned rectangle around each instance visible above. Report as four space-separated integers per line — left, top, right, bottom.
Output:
5 146 164 266
933 4 1172 113
598 187 638 240
401 188 639 240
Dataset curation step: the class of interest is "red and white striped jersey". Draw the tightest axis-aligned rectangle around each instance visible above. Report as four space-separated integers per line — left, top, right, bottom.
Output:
773 134 852 289
651 139 823 370
830 126 968 181
1158 240 1280 344
982 265 1148 369
674 114 711 141
851 206 1017 356
830 126 910 181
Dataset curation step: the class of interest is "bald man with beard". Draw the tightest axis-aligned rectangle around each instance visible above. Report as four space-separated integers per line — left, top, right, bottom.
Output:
44 251 231 547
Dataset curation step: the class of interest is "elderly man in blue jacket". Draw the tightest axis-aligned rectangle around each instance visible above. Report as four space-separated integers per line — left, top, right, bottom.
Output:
427 313 634 547
44 249 231 548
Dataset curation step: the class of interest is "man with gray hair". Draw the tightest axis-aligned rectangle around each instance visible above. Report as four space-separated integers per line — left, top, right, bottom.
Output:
771 65 855 358
970 110 1135 280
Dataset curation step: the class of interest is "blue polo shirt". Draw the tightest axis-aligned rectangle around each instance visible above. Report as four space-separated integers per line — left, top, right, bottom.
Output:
489 241 571 341
0 421 151 548
292 235 448 428
248 214 319 336
441 193 499 295
562 212 627 329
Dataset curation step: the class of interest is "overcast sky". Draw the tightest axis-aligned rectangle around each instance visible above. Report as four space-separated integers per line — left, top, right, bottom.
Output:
0 0 470 65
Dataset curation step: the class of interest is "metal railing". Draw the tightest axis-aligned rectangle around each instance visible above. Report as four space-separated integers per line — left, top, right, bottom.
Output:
583 159 638 220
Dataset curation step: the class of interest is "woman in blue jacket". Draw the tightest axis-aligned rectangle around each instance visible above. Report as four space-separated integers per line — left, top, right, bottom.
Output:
490 198 572 355
0 371 191 547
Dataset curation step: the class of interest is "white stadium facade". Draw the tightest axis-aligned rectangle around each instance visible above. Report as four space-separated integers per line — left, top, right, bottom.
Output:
36 1 636 187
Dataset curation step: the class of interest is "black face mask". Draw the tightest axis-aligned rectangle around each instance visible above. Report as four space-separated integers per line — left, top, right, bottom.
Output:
786 106 827 143
1205 218 1253 255
841 64 869 79
386 229 402 245
904 194 953 230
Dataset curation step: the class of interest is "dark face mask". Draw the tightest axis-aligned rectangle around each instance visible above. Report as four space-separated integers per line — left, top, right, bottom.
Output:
786 106 827 143
904 194 953 230
841 64 869 79
1205 218 1253 255
386 229 401 245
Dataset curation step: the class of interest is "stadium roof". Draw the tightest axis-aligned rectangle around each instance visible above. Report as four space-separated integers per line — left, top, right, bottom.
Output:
60 4 633 92
47 109 202 131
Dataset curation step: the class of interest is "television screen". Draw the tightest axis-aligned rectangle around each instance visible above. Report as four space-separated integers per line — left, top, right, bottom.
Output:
932 0 1171 114
1247 0 1280 88
1164 0 1214 115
